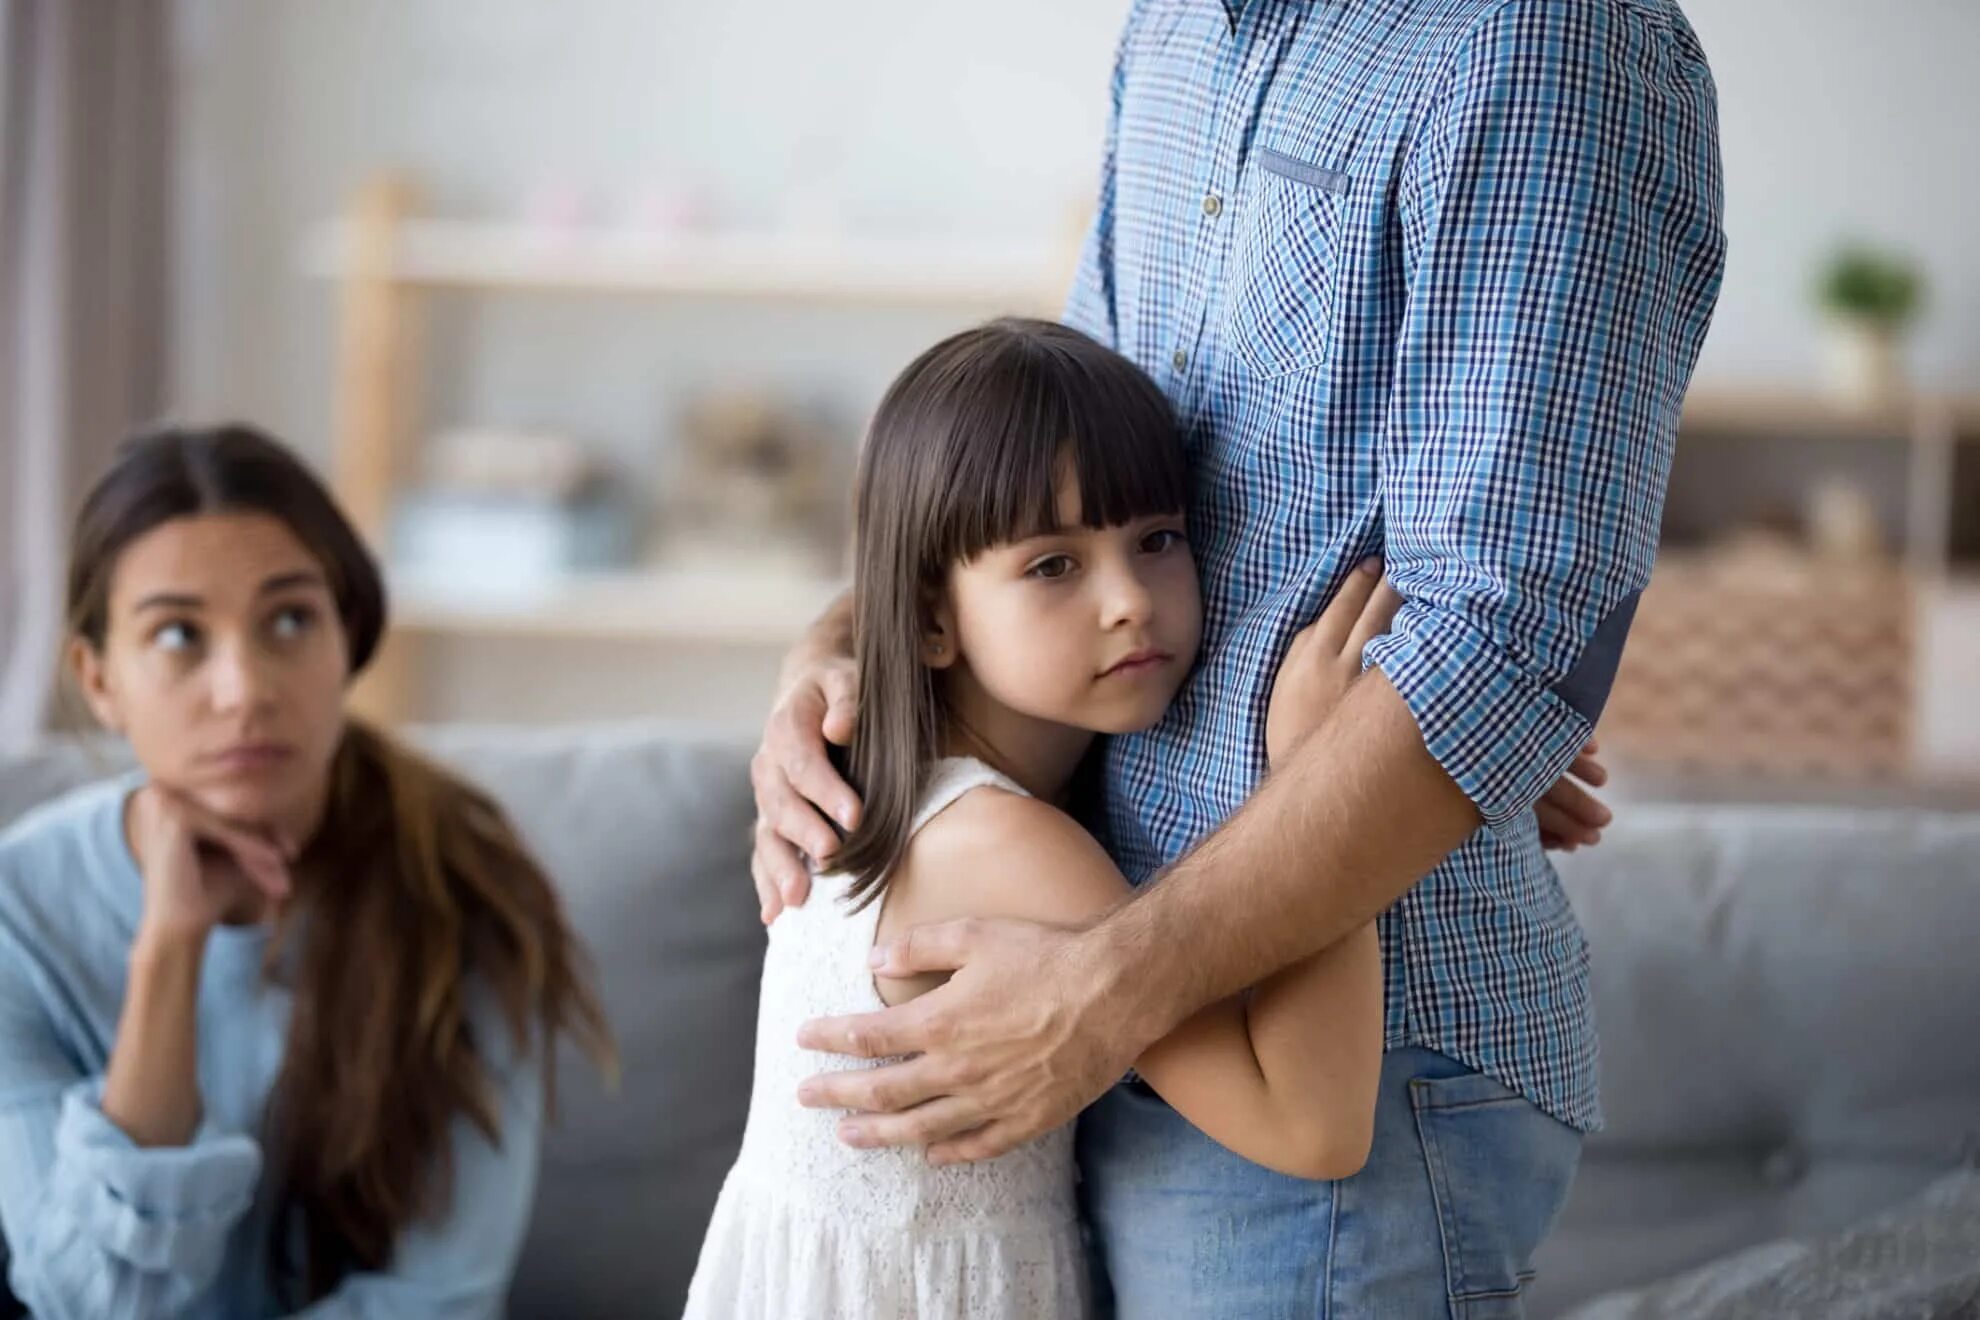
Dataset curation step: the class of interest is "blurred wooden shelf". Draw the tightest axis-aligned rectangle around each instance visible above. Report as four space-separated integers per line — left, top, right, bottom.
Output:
300 218 1072 309
1680 384 1980 439
387 567 847 644
309 173 1081 724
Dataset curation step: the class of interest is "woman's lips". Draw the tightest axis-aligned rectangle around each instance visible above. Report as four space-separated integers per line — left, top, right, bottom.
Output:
206 743 297 774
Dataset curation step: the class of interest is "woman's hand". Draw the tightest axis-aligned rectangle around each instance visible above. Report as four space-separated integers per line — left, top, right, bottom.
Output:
127 784 294 946
102 789 290 1149
1265 560 1405 769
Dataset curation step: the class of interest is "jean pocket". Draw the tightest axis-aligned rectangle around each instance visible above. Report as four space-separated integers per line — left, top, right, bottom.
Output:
1408 1071 1581 1319
1222 147 1348 380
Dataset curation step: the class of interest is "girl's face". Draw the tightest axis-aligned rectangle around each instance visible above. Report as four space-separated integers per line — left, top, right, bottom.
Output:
934 470 1202 737
71 513 351 832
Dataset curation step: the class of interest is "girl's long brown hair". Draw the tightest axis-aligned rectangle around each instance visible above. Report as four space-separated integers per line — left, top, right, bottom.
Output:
65 424 615 1301
832 319 1189 907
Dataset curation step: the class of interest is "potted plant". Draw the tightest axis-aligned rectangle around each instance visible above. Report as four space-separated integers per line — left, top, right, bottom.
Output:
1815 244 1923 406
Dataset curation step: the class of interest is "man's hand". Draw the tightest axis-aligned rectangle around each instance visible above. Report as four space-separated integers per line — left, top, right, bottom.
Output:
751 639 862 924
1538 739 1611 851
795 918 1149 1165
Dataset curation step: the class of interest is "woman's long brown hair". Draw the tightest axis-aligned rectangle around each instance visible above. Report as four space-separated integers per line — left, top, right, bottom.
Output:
65 424 616 1301
831 319 1189 907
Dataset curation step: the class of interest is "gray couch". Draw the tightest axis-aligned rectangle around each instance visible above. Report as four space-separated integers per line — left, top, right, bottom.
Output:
2 726 1976 1317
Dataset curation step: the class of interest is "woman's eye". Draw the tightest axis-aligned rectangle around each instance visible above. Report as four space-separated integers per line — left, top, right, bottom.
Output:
152 621 199 654
1026 555 1076 581
1142 528 1186 554
269 605 317 641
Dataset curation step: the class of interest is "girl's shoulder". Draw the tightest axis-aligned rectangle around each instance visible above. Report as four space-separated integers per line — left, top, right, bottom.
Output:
884 772 1128 935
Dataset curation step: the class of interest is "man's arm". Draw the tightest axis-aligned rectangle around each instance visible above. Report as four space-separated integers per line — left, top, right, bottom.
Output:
750 589 858 921
1092 668 1476 1034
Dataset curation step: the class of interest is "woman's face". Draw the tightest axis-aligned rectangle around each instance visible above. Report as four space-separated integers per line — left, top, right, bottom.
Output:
73 512 351 831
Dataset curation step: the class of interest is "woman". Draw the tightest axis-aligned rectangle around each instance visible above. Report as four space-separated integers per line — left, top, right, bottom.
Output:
0 424 613 1316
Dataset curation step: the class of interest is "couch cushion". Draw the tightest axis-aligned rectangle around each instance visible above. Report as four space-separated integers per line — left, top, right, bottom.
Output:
0 723 764 1318
1534 806 1980 1315
1562 1169 1980 1319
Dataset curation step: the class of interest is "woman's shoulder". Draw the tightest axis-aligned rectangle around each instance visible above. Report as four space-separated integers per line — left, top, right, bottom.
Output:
0 775 140 942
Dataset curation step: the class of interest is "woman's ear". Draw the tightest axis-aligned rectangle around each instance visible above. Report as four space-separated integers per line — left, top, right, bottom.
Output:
921 597 958 671
67 637 123 734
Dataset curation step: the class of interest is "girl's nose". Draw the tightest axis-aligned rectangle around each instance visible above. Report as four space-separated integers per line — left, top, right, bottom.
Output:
1101 566 1155 630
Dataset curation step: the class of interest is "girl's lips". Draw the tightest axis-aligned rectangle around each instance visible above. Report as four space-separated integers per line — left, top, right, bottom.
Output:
1101 650 1173 678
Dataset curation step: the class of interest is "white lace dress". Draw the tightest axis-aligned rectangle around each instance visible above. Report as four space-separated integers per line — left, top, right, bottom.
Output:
683 758 1088 1320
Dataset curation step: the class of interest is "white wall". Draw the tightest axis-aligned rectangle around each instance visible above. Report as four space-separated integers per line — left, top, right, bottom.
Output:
169 0 1130 472
1682 0 1980 390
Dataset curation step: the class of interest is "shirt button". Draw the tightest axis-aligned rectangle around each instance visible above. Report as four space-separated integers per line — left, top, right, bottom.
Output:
1202 194 1223 217
1172 349 1189 372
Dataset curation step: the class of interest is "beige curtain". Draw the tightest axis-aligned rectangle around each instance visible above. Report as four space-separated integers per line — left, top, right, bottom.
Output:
0 0 170 747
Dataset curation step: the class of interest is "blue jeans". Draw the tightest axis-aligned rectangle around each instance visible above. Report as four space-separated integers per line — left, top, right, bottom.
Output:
1077 1048 1582 1318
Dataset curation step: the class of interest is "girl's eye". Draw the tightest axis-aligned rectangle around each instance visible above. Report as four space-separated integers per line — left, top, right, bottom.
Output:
152 621 200 654
1141 528 1187 554
269 604 317 641
1026 554 1076 581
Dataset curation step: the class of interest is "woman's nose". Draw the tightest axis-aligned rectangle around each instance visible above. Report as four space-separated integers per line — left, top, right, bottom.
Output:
208 639 275 714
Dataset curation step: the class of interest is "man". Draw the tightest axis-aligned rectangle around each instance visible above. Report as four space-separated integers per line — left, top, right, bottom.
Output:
750 0 1725 1312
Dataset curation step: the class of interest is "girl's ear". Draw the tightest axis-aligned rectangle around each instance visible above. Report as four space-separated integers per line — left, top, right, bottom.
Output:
921 595 959 671
68 637 123 734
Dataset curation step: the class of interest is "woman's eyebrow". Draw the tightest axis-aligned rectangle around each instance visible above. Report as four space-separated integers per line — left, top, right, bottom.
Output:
132 591 202 613
257 569 329 596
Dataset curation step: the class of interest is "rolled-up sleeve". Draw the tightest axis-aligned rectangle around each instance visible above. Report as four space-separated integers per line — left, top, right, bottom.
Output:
1364 0 1726 831
2 1008 261 1318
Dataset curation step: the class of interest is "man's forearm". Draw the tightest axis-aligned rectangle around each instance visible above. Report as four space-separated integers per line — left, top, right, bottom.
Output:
1093 668 1481 1041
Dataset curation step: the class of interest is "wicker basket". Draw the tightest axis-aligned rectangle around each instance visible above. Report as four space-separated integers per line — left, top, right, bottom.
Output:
1602 554 1914 780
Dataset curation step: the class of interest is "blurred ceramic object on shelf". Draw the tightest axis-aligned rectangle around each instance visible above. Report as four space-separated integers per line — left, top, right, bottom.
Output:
394 427 641 597
522 182 595 233
626 180 720 236
1804 476 1886 563
1813 243 1923 408
1820 318 1908 408
426 426 595 499
392 492 640 599
662 390 847 575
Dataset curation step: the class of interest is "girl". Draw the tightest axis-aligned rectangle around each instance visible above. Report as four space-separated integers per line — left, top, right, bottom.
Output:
0 425 614 1316
686 319 1395 1319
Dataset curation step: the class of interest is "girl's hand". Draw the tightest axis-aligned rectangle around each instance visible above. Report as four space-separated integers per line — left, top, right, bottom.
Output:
127 785 294 946
1265 560 1405 769
1538 739 1613 851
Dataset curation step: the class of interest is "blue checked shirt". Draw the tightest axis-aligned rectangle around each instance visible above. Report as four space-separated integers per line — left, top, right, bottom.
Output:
1066 0 1726 1130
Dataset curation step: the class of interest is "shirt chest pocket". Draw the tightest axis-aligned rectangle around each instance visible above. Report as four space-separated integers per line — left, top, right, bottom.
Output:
1223 146 1349 379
